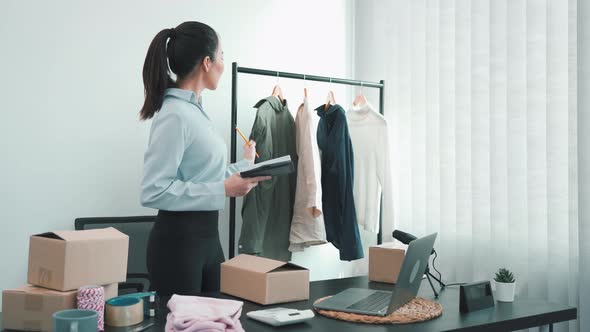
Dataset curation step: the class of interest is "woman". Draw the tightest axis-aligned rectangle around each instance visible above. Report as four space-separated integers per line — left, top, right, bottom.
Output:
139 21 269 296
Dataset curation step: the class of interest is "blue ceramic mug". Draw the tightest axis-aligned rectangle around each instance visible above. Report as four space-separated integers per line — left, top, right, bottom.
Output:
53 309 98 332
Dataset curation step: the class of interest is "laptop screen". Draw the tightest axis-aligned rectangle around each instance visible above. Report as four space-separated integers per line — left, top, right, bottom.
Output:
386 233 438 314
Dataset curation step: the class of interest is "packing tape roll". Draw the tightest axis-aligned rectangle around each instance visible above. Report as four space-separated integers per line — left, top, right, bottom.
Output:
113 292 157 317
105 297 144 327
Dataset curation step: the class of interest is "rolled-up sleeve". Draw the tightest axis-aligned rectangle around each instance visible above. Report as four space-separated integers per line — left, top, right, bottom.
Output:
140 112 225 211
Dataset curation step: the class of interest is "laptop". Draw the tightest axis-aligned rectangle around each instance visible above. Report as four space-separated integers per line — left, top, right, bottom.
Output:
313 233 437 316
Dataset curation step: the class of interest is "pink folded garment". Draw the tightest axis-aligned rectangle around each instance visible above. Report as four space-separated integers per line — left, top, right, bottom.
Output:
165 294 245 332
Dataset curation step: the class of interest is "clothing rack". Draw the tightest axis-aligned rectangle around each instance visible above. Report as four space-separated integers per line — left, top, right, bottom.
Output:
229 62 385 259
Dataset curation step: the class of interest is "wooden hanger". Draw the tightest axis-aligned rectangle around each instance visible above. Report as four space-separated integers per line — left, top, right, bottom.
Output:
324 91 336 111
272 71 284 103
272 85 284 103
303 74 308 98
324 78 336 111
353 82 367 107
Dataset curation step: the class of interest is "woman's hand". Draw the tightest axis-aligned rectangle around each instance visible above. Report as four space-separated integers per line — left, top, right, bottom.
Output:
224 173 271 197
244 140 257 163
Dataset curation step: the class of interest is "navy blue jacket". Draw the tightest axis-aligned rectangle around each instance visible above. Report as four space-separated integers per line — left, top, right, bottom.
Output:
316 104 364 261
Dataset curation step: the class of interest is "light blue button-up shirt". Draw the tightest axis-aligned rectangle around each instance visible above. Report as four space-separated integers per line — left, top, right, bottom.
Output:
140 88 251 211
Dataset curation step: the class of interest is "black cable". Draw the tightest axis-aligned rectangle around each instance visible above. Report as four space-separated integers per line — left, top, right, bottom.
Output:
431 250 466 288
431 249 442 281
429 249 467 291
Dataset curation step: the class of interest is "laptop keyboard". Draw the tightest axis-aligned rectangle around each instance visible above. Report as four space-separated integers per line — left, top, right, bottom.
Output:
346 291 391 313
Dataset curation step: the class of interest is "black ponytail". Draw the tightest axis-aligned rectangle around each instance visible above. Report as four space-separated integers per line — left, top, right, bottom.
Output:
140 22 219 120
140 28 175 120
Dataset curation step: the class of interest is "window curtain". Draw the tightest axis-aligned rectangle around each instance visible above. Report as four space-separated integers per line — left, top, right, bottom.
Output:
354 0 586 330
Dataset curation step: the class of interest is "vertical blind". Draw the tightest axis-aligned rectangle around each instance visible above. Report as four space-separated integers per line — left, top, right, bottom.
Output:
355 0 584 330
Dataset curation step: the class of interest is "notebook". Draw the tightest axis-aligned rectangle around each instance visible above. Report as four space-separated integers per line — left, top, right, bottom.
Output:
240 155 295 178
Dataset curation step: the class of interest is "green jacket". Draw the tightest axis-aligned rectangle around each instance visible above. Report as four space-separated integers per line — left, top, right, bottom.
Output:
238 96 298 261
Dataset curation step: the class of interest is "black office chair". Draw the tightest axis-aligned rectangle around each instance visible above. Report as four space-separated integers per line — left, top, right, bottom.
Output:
74 216 156 294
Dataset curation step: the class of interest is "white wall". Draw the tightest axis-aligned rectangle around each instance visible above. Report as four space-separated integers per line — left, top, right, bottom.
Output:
0 0 363 306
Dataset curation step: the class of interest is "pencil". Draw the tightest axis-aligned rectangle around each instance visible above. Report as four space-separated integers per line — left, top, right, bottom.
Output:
235 127 260 159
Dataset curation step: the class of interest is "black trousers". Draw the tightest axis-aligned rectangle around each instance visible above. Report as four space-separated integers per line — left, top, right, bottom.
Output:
146 210 225 296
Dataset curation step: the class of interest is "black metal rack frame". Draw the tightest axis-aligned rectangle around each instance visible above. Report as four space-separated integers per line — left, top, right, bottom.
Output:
229 62 385 258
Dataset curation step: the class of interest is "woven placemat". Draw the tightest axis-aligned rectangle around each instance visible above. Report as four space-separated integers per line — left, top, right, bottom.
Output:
313 296 443 324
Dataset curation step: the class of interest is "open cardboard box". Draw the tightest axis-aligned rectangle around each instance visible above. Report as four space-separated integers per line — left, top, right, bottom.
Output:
28 227 128 291
221 254 309 305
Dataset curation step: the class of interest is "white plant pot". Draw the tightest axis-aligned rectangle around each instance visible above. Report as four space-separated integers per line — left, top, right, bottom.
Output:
495 281 516 302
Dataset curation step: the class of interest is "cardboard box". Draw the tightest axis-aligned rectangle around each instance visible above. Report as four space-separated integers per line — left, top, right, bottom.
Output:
369 242 407 284
28 227 129 291
2 285 76 331
2 283 118 332
103 282 119 300
220 254 309 305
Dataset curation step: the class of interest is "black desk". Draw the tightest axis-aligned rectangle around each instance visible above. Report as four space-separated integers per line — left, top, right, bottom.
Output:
1 276 577 331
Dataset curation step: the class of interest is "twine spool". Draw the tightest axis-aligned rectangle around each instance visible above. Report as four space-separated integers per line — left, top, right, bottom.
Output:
77 285 105 330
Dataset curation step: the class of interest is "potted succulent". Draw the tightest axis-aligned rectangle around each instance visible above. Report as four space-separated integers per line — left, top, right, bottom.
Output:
494 268 516 302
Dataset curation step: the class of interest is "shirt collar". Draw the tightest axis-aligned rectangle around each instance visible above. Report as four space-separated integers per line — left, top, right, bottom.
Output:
347 101 374 121
164 88 204 111
253 96 288 112
315 103 341 117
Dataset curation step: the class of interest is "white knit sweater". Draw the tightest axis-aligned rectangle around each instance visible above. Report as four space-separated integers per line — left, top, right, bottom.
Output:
346 102 394 239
